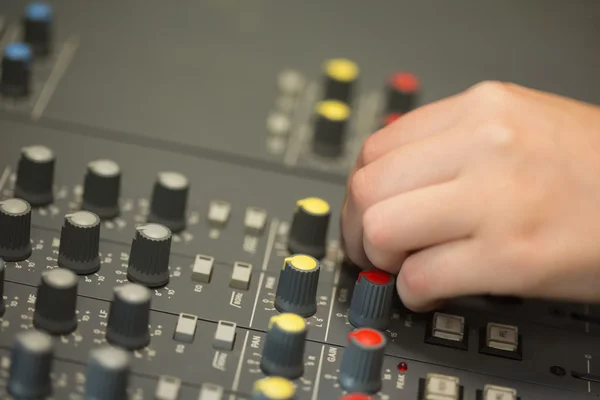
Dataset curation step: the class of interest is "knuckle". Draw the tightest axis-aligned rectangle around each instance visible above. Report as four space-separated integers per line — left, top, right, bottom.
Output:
358 134 380 166
362 206 389 251
476 120 518 151
466 80 513 117
348 168 373 209
399 258 430 297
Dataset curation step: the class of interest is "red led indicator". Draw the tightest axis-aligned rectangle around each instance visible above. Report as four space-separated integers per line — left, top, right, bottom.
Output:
397 361 408 372
390 72 419 93
348 328 384 346
384 113 403 126
339 394 373 400
358 269 391 285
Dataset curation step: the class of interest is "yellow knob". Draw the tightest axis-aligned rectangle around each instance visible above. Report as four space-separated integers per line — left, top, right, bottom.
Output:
252 376 296 399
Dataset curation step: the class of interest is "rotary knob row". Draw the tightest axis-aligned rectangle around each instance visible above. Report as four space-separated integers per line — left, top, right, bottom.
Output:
7 329 131 400
10 144 189 231
0 2 53 98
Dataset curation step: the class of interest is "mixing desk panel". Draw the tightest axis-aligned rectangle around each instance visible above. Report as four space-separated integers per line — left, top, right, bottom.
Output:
1 1 600 399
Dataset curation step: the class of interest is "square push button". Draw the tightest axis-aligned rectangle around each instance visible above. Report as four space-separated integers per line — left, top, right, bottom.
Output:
479 322 522 360
425 312 468 351
481 384 518 400
422 373 461 400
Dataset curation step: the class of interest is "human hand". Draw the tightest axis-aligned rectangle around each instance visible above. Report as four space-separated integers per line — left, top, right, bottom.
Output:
341 81 600 312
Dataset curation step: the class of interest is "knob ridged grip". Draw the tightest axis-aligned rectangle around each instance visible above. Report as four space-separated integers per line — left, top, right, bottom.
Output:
0 260 5 316
0 198 32 262
339 328 387 394
312 100 351 158
8 330 54 399
287 197 330 259
14 145 55 207
251 377 296 400
24 2 53 57
127 223 171 288
33 268 78 335
274 254 320 317
58 211 101 275
82 159 121 220
260 313 307 379
85 345 130 400
106 283 151 350
348 269 395 330
0 42 32 98
148 171 189 233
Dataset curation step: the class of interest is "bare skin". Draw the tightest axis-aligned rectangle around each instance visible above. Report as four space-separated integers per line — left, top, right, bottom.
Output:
341 81 600 312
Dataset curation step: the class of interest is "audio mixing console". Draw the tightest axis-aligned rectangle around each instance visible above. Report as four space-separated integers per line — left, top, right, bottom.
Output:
1 1 600 399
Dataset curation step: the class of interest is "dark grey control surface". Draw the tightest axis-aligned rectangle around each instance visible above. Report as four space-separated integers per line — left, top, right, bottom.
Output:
0 1 600 399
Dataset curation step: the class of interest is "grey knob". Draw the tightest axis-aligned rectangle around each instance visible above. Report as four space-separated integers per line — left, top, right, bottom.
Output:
106 283 151 350
274 254 320 317
82 159 121 220
287 197 330 259
260 313 307 379
85 345 131 400
33 268 78 335
58 211 101 275
348 269 395 330
127 223 171 288
148 171 189 233
14 145 55 207
338 328 386 394
0 198 32 262
251 376 296 400
8 330 54 399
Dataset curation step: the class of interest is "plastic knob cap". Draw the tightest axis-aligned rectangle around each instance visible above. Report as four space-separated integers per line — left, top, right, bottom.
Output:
322 58 359 103
312 100 351 158
33 268 78 335
287 197 330 259
147 171 189 233
106 283 151 350
127 223 171 288
251 376 296 400
274 254 321 317
14 145 55 207
23 2 53 57
0 198 33 261
58 211 101 275
82 159 121 220
260 313 307 379
85 345 131 400
0 42 32 98
348 269 395 330
8 330 54 399
339 328 387 394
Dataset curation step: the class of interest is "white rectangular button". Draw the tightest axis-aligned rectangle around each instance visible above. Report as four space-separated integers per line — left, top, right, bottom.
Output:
155 376 181 400
487 323 518 352
198 384 223 400
208 201 231 227
192 254 214 283
425 373 460 399
173 313 197 343
484 384 517 400
244 207 267 234
214 320 237 350
432 313 464 342
230 262 252 290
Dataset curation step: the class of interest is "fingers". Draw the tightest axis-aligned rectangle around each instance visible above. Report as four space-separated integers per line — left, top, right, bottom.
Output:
362 181 479 273
396 239 492 312
341 131 466 269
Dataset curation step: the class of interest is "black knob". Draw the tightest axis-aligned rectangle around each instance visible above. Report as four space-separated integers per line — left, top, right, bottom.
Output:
127 223 171 288
287 197 330 259
148 171 189 233
260 313 307 379
312 100 351 158
251 377 296 400
8 329 54 399
274 254 321 317
82 159 121 220
322 58 359 103
33 268 78 335
348 269 395 330
0 42 32 98
106 283 151 350
23 2 53 58
0 260 5 317
0 198 32 262
57 211 101 275
385 71 419 114
338 328 387 394
14 145 55 207
85 345 131 400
